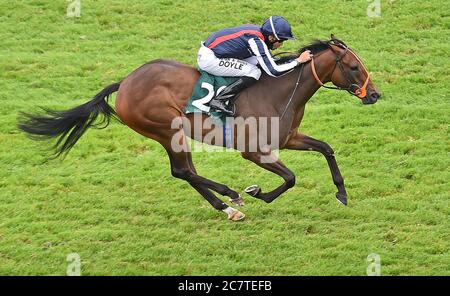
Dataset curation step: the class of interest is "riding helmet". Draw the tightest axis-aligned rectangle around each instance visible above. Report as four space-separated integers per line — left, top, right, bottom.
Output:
261 16 295 41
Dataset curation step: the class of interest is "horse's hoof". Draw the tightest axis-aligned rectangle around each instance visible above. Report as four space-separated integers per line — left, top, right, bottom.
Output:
245 185 261 197
223 207 245 221
230 210 245 222
230 195 245 206
336 192 348 205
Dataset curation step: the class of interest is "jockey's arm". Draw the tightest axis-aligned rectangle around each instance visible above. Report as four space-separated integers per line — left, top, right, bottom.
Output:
247 38 298 77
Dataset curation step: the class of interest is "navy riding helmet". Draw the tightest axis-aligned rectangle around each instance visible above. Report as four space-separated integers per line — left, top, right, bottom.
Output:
261 16 295 41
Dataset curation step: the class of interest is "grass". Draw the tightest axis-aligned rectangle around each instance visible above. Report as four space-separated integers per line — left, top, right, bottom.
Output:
0 0 449 275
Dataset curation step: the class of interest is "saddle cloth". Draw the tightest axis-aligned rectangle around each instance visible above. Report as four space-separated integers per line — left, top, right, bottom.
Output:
185 70 238 121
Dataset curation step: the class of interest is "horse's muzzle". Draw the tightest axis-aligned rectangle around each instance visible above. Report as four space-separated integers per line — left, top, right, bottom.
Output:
362 90 381 105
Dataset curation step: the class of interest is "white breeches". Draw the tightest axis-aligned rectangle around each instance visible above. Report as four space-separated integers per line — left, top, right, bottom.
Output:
197 44 262 80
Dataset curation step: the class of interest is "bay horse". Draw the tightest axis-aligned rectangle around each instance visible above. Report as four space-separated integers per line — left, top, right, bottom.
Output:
18 36 381 221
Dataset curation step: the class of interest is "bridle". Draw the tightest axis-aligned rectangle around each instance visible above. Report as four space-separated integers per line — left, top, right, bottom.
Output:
310 43 370 99
278 41 370 119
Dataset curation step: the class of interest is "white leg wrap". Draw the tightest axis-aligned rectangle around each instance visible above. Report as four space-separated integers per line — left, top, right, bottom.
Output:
222 207 245 221
222 207 236 217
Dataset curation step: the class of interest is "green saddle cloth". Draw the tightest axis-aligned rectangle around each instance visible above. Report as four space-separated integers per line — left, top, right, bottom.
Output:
185 70 238 123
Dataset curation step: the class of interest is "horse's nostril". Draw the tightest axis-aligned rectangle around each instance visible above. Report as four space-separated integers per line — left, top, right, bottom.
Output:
371 92 380 100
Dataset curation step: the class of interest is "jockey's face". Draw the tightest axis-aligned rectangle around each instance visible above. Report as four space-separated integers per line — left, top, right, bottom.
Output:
268 35 285 50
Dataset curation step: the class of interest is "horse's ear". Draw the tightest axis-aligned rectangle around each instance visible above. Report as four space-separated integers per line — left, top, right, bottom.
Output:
331 33 336 40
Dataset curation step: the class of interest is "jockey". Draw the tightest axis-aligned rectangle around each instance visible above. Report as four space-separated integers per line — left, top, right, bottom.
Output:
197 16 313 115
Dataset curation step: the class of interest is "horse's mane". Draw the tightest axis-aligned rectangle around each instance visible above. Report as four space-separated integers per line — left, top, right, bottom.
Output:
275 35 348 64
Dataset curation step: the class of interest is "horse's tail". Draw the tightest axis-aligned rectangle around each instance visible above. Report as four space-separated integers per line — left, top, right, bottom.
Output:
18 82 121 158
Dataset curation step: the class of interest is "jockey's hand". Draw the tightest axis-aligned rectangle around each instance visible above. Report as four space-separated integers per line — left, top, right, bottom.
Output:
296 50 313 63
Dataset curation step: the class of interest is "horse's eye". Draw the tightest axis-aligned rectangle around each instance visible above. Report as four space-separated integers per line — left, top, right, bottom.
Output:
350 65 359 71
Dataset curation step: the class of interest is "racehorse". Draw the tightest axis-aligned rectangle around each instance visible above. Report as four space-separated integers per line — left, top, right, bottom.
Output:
18 36 381 221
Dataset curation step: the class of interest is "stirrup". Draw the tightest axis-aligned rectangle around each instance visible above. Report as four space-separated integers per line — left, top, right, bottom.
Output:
209 100 234 116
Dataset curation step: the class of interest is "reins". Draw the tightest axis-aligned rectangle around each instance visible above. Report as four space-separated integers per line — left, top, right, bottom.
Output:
280 63 304 120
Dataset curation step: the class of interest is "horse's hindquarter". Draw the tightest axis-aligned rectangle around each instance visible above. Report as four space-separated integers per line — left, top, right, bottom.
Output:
115 60 199 132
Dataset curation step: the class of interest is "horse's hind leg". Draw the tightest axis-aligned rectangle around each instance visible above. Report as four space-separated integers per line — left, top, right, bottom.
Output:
163 136 245 221
183 152 242 203
284 132 348 205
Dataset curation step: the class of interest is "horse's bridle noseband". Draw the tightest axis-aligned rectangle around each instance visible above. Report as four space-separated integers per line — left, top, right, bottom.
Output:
310 43 370 99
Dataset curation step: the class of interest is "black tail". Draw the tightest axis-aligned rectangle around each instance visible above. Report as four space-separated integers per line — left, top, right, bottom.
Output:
18 82 121 158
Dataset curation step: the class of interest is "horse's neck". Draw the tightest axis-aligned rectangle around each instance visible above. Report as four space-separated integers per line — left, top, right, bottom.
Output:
278 51 335 122
241 51 334 122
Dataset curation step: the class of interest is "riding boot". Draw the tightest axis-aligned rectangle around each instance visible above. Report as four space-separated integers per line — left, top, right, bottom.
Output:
209 76 257 116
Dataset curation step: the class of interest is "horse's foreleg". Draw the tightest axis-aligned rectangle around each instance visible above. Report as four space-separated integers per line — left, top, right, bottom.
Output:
284 133 348 205
241 151 296 203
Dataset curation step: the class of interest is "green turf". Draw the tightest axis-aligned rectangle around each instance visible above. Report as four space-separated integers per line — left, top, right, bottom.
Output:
0 0 449 275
